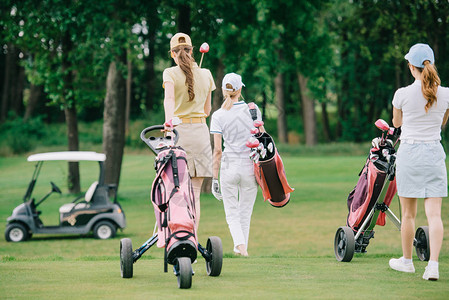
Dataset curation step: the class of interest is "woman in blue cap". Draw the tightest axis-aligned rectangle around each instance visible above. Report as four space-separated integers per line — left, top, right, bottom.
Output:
389 43 449 281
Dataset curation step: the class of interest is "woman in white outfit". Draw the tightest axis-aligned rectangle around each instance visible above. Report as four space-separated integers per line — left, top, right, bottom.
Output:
389 43 449 281
210 73 264 256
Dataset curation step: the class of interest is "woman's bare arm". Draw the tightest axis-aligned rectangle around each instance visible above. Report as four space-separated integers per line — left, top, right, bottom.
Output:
392 106 403 128
204 92 212 117
163 82 175 122
442 109 449 127
212 134 222 179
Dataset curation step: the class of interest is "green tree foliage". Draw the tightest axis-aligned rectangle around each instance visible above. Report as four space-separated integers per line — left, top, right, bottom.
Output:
2 0 449 148
330 0 449 141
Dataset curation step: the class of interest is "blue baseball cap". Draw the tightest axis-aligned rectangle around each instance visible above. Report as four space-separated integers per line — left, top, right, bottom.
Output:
404 43 434 68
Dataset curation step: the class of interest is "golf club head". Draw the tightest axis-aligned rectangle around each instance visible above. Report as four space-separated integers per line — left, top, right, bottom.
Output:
254 120 264 128
375 119 390 132
200 42 209 53
372 137 380 149
246 137 260 148
250 128 259 134
249 149 258 160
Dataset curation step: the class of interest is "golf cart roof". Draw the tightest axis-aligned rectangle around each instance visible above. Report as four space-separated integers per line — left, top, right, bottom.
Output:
27 151 106 162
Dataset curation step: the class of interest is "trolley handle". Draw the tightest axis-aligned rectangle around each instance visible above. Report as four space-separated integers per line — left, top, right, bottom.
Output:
140 125 179 155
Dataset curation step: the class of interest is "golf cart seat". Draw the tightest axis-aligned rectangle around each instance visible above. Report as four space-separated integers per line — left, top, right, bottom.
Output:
59 181 98 214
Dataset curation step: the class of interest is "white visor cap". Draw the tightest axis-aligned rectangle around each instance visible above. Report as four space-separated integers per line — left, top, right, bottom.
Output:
222 73 245 92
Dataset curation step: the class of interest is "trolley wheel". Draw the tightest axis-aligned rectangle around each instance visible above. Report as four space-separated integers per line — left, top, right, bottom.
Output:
176 257 192 289
334 226 355 262
120 238 133 278
414 226 430 262
5 223 30 242
206 236 223 276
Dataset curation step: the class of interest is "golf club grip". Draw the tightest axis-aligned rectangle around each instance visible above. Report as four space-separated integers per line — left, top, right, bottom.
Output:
140 125 179 145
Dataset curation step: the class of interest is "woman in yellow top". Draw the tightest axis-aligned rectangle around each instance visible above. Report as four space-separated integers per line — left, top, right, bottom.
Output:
163 32 216 230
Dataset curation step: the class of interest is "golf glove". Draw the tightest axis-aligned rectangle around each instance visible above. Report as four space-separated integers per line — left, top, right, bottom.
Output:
211 178 223 201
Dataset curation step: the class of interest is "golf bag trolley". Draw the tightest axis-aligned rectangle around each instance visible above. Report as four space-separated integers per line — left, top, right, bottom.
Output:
119 125 223 289
334 119 430 263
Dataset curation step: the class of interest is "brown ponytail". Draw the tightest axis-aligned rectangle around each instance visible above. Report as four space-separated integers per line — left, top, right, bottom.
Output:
172 45 195 102
420 61 441 112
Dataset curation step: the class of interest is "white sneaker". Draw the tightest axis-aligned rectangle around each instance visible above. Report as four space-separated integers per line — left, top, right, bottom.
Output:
389 257 415 273
423 265 439 281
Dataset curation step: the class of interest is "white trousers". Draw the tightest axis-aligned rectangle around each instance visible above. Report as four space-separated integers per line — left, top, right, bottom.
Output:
220 157 258 252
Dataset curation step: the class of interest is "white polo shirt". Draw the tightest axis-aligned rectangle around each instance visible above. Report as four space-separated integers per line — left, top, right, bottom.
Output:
210 101 262 159
392 80 449 141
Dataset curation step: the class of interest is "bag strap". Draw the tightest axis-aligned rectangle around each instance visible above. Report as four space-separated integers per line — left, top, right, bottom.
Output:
152 149 181 212
167 230 195 243
248 102 258 121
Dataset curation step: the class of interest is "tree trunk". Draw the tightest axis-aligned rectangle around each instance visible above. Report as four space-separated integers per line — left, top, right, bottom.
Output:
275 72 288 143
11 63 25 116
144 36 156 112
65 105 80 193
262 92 267 120
103 60 127 187
0 49 4 118
177 4 191 34
297 73 317 146
212 59 224 113
62 30 80 193
143 2 159 113
320 102 331 142
24 84 43 121
1 44 15 122
125 50 132 135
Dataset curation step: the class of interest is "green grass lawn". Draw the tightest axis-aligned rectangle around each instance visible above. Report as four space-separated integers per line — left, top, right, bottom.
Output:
0 154 448 299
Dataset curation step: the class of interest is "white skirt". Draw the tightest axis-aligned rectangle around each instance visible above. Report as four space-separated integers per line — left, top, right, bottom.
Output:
396 141 447 198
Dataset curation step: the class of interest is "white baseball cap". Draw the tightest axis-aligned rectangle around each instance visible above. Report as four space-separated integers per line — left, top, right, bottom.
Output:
222 73 245 91
404 43 434 68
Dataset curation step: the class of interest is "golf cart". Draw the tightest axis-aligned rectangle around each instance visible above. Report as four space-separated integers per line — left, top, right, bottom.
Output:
5 151 126 242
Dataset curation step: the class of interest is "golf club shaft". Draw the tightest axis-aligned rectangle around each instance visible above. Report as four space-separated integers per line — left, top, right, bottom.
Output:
199 53 205 67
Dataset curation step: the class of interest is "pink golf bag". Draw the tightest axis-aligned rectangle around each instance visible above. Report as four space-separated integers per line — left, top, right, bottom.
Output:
152 146 198 264
246 103 294 207
346 158 397 231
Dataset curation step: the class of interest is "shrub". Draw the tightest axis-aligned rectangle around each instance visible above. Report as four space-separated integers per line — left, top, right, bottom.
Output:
0 115 46 154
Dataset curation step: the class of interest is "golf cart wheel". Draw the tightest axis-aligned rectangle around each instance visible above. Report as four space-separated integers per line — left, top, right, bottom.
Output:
5 223 30 242
176 257 192 289
414 226 430 262
93 220 116 239
206 236 223 276
120 238 133 278
334 226 355 262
